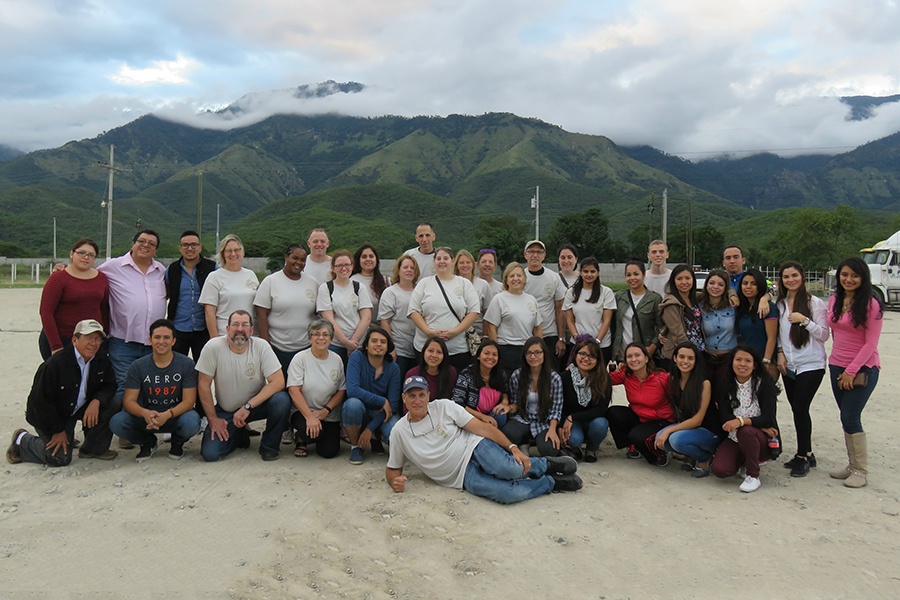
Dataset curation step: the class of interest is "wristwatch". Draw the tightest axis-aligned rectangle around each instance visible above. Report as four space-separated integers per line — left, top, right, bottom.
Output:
243 402 252 411
801 317 810 328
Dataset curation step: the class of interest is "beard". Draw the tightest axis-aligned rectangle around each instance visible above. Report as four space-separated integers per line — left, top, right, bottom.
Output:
230 332 248 346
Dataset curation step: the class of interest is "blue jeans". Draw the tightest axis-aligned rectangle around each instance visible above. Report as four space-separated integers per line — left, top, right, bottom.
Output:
830 365 879 434
341 397 388 435
567 417 609 452
662 426 721 463
396 355 417 380
107 337 152 398
200 391 291 461
462 439 554 504
110 410 201 448
329 344 349 367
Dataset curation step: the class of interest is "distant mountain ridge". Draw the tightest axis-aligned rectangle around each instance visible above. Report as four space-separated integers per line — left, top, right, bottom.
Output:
1 94 899 258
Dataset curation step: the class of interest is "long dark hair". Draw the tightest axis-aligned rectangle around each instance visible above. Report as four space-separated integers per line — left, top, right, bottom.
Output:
472 339 507 392
723 344 773 410
418 336 454 398
666 264 696 308
516 337 555 422
570 257 602 304
699 269 729 311
831 257 883 328
569 338 609 406
777 261 812 348
352 244 387 299
668 342 706 420
736 268 767 323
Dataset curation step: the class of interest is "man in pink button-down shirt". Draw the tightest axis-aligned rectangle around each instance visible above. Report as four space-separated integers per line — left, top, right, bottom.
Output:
98 229 167 404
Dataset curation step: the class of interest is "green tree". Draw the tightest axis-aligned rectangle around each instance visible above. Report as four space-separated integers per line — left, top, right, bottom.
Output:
768 205 863 269
545 207 620 261
475 215 529 268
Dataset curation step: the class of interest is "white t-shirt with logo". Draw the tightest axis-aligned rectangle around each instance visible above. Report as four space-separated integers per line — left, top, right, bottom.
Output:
254 271 320 352
286 348 346 422
562 284 617 347
523 268 567 337
484 291 541 345
316 281 374 348
195 336 282 413
387 399 480 490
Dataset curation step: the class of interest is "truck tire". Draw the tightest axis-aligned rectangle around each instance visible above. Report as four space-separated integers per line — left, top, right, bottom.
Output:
874 288 885 306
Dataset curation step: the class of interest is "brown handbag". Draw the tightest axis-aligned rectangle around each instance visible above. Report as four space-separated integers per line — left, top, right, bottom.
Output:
851 371 869 389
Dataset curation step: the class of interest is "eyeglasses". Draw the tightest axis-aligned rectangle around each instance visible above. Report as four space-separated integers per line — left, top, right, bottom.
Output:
525 249 545 255
576 351 597 360
525 349 544 357
180 242 200 249
134 238 158 248
479 248 496 255
408 412 435 438
224 248 242 254
334 263 353 269
310 331 332 338
229 322 252 329
74 250 97 259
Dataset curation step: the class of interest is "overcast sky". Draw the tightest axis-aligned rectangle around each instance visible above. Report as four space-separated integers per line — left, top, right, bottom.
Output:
2 0 899 158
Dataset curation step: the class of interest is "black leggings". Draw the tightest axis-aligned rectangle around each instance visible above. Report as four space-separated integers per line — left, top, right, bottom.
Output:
290 413 342 458
782 369 824 456
606 405 671 464
501 419 561 457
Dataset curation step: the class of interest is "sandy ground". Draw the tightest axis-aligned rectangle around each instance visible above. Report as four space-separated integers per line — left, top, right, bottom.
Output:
1 287 899 599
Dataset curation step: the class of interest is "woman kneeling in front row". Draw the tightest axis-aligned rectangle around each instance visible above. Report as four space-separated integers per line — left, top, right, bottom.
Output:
711 344 779 493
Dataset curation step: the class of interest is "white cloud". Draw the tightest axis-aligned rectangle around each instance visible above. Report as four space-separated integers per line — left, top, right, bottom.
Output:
109 54 199 86
1 0 899 157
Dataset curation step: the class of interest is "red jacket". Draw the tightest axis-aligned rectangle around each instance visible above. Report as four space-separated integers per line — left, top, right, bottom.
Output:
610 369 675 423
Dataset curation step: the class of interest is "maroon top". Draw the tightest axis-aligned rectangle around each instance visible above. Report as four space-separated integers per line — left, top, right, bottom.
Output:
39 269 110 351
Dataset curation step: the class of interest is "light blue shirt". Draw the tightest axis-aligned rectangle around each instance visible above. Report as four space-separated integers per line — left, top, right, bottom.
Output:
73 346 93 415
702 305 737 352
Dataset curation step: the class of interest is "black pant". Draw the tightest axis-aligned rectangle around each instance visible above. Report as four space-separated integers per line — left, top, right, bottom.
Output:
17 396 122 466
501 418 561 457
783 369 824 456
606 405 671 464
290 413 341 458
173 329 210 362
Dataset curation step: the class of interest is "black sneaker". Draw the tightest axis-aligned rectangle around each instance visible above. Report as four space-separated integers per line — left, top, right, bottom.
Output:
789 456 810 477
260 449 279 461
626 445 641 459
369 437 385 455
135 441 156 463
168 441 184 460
784 453 817 470
546 455 578 476
552 474 583 492
654 453 669 468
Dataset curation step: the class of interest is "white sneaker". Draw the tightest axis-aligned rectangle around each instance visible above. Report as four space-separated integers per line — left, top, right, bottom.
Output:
739 475 761 493
281 429 294 445
198 416 208 435
161 433 172 442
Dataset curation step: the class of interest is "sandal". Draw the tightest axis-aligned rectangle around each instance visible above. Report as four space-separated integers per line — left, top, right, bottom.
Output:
585 450 598 463
294 442 308 457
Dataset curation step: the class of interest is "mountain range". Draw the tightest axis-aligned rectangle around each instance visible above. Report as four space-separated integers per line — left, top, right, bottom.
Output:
1 85 899 262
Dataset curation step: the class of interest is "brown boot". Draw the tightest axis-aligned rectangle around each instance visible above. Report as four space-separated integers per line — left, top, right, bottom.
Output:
830 431 852 480
844 432 867 489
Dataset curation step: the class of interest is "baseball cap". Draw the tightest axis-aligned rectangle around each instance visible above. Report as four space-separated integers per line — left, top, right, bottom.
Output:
73 319 106 338
524 240 546 252
402 375 429 393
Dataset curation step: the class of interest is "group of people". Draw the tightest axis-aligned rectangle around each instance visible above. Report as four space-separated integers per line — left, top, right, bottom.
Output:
6 224 882 504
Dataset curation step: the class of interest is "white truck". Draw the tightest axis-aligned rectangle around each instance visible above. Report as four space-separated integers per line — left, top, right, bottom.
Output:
860 229 900 307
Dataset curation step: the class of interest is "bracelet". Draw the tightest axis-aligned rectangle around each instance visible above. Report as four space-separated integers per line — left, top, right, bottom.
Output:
169 409 175 419
323 405 333 414
508 443 517 452
737 417 744 427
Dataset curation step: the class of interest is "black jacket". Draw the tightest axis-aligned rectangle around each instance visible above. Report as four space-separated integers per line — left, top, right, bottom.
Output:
166 256 217 322
25 347 117 434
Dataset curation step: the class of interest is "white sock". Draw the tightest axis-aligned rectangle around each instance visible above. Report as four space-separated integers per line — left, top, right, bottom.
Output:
15 431 27 445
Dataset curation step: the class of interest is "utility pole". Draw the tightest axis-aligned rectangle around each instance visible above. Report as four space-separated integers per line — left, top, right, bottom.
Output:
662 188 668 246
216 203 221 253
530 186 540 240
96 145 128 260
197 171 203 236
52 217 57 264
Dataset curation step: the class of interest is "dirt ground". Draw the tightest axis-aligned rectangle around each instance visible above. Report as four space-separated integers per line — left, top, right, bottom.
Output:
1 288 898 599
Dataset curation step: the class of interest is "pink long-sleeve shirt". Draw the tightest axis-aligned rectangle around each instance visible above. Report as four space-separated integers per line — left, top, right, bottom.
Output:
98 252 167 344
827 296 882 377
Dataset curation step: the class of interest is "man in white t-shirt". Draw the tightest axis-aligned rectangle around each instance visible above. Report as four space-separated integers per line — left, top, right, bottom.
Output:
644 239 671 298
404 223 437 278
302 228 332 284
195 310 291 462
522 240 567 367
386 375 582 504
